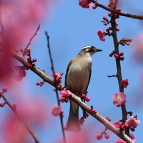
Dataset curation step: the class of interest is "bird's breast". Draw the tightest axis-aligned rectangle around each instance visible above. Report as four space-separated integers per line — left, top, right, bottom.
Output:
66 56 92 96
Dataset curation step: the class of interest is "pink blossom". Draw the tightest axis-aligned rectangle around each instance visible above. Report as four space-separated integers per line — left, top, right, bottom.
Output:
114 121 122 128
59 90 69 103
52 72 62 83
117 8 121 12
51 105 62 117
85 96 90 101
63 126 67 130
116 22 118 26
2 87 7 93
112 92 126 107
97 30 105 41
104 22 108 25
81 94 90 101
60 90 68 98
56 84 61 89
81 94 86 98
79 0 93 8
13 104 17 110
114 54 119 59
115 139 127 143
122 37 126 41
119 52 124 56
121 125 125 131
121 79 129 88
33 58 37 62
0 102 4 107
130 134 135 141
106 117 111 121
126 116 140 128
123 122 129 128
105 133 109 139
116 28 120 31
120 57 125 61
96 133 103 140
91 109 97 114
60 96 69 103
108 13 111 16
83 112 89 118
103 16 107 20
36 82 40 86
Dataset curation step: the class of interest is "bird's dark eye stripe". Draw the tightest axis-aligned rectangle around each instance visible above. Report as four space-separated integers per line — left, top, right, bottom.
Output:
86 48 94 52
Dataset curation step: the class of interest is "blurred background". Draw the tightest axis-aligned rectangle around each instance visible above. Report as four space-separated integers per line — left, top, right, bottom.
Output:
0 0 143 142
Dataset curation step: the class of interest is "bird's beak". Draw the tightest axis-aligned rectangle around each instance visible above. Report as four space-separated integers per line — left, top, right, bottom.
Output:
96 49 103 52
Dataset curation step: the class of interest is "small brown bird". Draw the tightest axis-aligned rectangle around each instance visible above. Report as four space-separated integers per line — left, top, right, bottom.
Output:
65 46 102 132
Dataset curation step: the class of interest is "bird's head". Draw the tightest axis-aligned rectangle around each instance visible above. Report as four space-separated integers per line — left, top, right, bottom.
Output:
78 45 102 56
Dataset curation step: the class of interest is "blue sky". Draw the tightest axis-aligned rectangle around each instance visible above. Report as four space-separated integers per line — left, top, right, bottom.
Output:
1 0 143 143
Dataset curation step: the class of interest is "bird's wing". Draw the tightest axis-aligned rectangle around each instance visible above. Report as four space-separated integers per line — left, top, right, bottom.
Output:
84 64 92 93
65 59 73 88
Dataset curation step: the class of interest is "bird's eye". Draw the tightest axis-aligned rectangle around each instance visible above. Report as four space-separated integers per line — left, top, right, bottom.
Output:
92 46 95 50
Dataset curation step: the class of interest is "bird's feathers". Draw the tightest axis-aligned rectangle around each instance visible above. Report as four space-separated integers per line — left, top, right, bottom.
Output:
65 45 100 133
65 55 92 112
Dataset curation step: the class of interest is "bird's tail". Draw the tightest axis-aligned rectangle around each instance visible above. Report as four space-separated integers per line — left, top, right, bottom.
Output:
66 101 81 132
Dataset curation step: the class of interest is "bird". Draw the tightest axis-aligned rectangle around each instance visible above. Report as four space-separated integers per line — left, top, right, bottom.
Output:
65 45 102 132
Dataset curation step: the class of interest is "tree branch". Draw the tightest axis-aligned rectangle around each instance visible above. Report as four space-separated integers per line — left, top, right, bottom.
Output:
0 0 4 34
111 0 129 137
23 25 40 56
45 31 66 143
10 51 135 143
90 0 143 20
0 92 41 143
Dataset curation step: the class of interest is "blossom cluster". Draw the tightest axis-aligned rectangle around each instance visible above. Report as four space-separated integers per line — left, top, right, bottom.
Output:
20 48 31 56
114 115 140 132
79 112 89 125
59 89 72 103
52 72 62 83
0 87 8 108
81 94 90 102
78 0 95 9
114 52 125 61
96 132 109 140
119 37 133 46
27 56 37 69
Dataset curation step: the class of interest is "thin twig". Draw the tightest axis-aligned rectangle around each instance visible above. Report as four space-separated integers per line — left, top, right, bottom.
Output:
90 0 143 20
111 0 129 136
107 75 117 78
23 25 40 56
10 51 135 143
0 92 41 143
0 0 4 34
45 31 66 143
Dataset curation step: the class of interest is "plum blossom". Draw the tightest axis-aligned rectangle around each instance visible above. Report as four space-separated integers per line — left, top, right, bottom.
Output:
130 134 135 141
52 72 62 83
59 90 69 103
96 133 103 140
114 54 119 59
121 79 129 88
112 92 126 107
0 102 4 107
97 30 105 41
79 0 93 8
126 116 140 128
51 105 62 116
115 139 127 143
105 133 109 139
114 121 122 128
91 109 97 114
2 87 7 93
